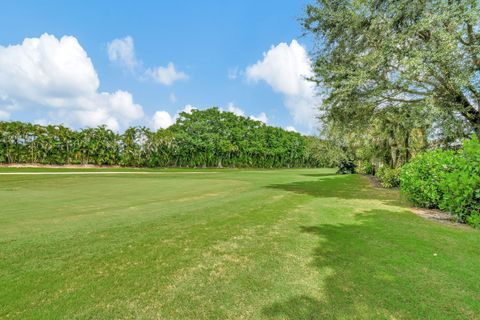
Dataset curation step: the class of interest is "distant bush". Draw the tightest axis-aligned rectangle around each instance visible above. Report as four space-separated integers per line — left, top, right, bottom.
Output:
336 160 356 174
376 166 401 188
356 161 375 175
400 137 480 227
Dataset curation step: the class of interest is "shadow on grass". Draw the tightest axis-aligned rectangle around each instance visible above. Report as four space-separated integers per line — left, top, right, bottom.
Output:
263 295 323 319
262 210 478 319
267 174 402 204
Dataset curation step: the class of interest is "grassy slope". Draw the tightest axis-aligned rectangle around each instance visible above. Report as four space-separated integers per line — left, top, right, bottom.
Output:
0 169 479 319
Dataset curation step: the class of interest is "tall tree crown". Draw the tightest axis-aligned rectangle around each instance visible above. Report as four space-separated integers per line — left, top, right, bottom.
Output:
304 0 480 137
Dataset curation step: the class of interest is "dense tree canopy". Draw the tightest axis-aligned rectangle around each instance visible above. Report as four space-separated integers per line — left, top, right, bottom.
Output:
0 108 329 168
304 0 480 167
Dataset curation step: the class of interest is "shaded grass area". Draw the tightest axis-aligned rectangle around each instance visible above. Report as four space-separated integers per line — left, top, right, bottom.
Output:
0 169 479 319
264 211 480 319
269 173 402 203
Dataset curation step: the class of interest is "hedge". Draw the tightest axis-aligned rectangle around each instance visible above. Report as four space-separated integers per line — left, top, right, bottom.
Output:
400 137 480 227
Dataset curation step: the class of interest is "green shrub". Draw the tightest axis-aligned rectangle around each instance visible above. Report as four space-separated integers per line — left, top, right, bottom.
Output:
400 149 456 208
401 137 480 227
376 166 401 188
357 161 374 175
438 138 480 223
467 212 480 229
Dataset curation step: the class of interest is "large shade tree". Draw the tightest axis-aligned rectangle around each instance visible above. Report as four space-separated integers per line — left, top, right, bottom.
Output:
303 0 480 138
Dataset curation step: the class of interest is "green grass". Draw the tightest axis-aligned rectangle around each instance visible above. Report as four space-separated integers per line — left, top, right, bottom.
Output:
0 168 479 319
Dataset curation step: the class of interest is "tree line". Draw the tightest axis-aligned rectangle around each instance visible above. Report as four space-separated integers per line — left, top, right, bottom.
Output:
0 108 330 168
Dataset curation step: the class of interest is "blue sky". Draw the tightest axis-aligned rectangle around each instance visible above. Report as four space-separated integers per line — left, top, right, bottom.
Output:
0 1 320 133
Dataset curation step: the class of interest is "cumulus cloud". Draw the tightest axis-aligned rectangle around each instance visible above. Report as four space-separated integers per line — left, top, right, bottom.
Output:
0 33 144 130
108 36 189 86
246 39 319 130
152 110 174 130
146 62 189 85
151 104 197 130
107 36 139 71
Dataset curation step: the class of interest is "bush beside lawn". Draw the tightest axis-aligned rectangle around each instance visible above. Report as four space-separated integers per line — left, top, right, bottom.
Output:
400 137 480 227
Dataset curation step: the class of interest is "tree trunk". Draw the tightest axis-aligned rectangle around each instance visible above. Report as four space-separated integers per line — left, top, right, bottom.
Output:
405 133 410 164
455 92 480 139
473 117 480 139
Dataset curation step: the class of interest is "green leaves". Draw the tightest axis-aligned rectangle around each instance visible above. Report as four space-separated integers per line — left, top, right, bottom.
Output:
0 109 326 168
304 0 480 147
169 108 317 168
376 166 401 188
400 137 480 226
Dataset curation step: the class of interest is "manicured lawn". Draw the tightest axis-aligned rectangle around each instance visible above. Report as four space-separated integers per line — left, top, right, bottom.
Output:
0 168 479 319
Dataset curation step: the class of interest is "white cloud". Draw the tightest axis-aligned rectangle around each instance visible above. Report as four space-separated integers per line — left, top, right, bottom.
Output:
250 112 268 124
181 104 196 114
108 36 188 86
227 102 245 116
107 36 139 71
146 62 189 86
285 126 297 132
246 39 319 130
169 92 177 103
247 40 312 96
225 102 268 123
0 34 98 103
152 110 174 130
150 104 197 130
0 33 144 130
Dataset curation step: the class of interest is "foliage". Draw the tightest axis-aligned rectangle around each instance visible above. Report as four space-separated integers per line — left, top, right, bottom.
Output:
401 137 480 226
400 149 455 208
169 108 311 168
336 159 356 174
376 166 401 188
304 0 480 138
303 136 343 168
0 108 330 168
467 213 480 229
321 102 432 171
356 161 374 175
303 0 480 173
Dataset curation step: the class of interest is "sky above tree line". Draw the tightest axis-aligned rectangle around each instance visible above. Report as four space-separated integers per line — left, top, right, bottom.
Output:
0 0 319 134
